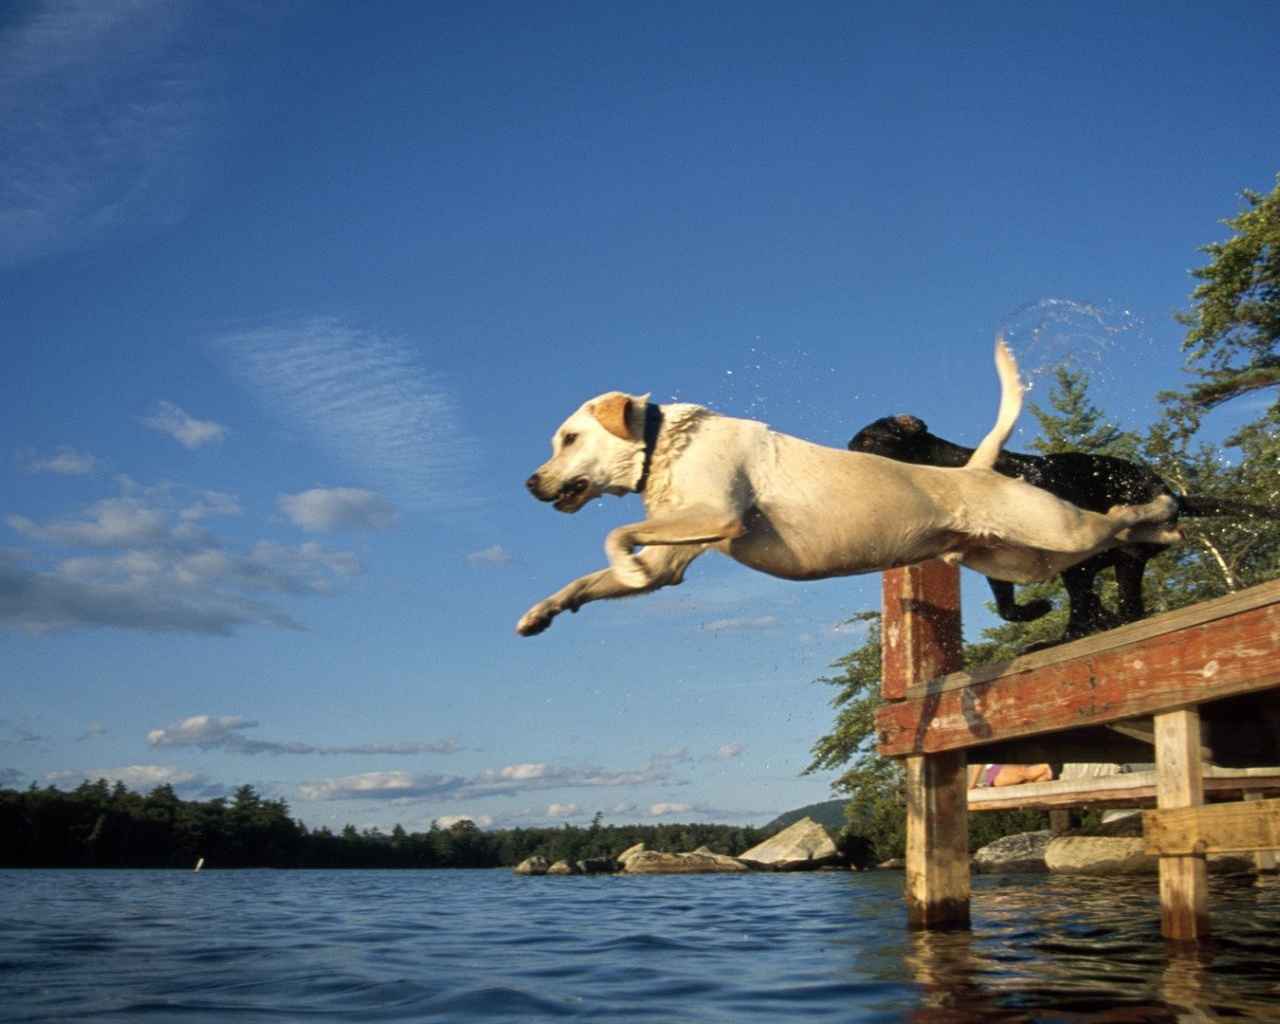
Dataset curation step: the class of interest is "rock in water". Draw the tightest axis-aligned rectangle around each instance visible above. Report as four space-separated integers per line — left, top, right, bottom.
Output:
615 843 647 871
739 817 843 871
972 830 1051 874
622 848 751 874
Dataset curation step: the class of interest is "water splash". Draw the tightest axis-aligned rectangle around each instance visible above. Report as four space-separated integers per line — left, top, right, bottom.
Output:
998 298 1141 386
671 339 838 428
995 298 1165 431
997 298 1152 393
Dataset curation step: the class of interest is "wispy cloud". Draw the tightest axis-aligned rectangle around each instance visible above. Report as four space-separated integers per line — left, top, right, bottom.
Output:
147 714 460 757
0 0 204 270
217 319 476 509
466 545 512 568
300 760 669 804
699 616 780 634
647 802 694 817
19 447 98 475
44 764 211 797
140 401 228 449
0 716 45 745
279 488 399 533
2 481 360 635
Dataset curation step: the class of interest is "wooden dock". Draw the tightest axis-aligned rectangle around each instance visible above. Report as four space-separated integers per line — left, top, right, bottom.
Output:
874 564 1280 942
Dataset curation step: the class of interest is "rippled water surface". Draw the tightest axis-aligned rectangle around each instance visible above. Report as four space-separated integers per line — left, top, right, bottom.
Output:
3 868 1279 1022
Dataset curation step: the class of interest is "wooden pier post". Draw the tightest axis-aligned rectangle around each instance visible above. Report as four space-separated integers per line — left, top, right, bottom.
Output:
1153 708 1209 942
882 563 968 930
878 575 1280 941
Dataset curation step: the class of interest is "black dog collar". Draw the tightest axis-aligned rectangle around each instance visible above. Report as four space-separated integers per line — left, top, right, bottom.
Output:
636 403 664 493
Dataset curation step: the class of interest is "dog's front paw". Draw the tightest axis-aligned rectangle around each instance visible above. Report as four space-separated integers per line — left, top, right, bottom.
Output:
517 602 559 636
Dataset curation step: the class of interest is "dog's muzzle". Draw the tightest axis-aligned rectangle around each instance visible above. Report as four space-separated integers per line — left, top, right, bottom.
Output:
526 473 590 513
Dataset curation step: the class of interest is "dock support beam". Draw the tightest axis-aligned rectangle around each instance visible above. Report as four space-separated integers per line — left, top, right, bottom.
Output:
905 750 970 929
883 564 968 930
1154 708 1209 942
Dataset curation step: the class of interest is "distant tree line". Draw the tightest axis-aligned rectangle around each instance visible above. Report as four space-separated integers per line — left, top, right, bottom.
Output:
0 781 771 870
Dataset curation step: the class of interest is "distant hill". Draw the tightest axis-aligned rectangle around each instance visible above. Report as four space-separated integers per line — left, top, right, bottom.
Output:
764 799 848 833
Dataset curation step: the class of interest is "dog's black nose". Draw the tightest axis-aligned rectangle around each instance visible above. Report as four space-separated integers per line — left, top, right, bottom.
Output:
525 474 540 495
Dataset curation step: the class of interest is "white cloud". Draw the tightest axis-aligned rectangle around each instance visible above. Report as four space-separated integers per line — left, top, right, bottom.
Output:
141 401 228 448
300 760 670 804
279 488 399 533
78 723 107 740
700 616 780 633
547 803 579 818
647 803 693 817
0 551 301 635
44 764 206 794
148 715 256 749
0 0 204 270
1 482 361 635
498 762 552 781
9 496 170 549
21 447 98 475
216 318 476 509
466 545 512 568
146 714 459 758
300 771 466 802
318 740 461 756
436 814 492 828
716 743 745 760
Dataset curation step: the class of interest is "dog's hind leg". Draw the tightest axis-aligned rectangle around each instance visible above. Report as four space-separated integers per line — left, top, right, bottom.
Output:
1036 494 1181 556
1060 561 1117 639
1112 549 1151 623
988 579 1053 622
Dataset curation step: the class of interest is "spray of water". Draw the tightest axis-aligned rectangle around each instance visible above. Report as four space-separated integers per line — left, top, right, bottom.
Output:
996 298 1161 427
664 339 841 433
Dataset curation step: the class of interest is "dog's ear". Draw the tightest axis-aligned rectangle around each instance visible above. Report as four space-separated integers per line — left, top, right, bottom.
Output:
592 393 636 441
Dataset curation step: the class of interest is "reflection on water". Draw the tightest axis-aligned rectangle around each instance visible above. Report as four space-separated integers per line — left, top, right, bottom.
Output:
900 874 1280 1023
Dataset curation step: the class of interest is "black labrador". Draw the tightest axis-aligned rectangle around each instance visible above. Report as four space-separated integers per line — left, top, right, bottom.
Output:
849 414 1280 642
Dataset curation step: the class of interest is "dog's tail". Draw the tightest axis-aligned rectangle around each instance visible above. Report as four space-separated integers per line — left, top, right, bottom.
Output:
966 337 1023 470
1178 495 1280 520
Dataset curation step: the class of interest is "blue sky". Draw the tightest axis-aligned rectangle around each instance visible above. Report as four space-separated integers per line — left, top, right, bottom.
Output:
3 0 1277 834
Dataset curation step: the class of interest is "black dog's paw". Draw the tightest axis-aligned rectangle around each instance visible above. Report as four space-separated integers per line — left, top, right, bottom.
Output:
997 597 1054 623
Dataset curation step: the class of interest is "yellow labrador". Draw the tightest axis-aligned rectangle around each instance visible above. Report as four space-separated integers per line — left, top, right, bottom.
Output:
518 342 1181 636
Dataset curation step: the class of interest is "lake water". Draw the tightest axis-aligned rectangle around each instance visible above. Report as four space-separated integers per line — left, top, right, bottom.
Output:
3 868 1279 1022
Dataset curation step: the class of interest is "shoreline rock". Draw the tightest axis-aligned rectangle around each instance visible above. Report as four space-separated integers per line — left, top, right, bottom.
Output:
623 847 754 874
739 818 844 872
976 814 1259 875
513 818 846 877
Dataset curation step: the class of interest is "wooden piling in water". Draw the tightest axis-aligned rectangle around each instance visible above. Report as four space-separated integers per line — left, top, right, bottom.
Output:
877 569 1280 942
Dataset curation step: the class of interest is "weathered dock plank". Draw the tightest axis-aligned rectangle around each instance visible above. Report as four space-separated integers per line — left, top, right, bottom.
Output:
876 579 1280 759
1144 798 1280 856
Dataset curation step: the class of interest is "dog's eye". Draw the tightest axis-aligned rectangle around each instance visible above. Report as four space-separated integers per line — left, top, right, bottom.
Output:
561 432 577 447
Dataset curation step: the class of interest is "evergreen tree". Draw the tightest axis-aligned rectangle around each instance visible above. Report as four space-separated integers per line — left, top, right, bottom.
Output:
1168 172 1280 424
1152 173 1280 598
